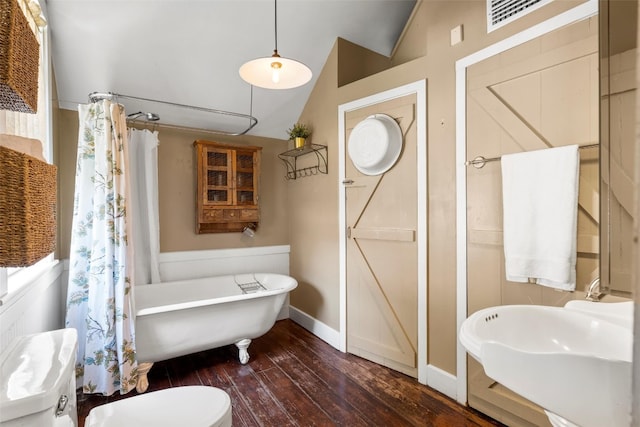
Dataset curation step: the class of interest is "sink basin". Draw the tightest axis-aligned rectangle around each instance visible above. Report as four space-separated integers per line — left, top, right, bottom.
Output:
460 301 633 427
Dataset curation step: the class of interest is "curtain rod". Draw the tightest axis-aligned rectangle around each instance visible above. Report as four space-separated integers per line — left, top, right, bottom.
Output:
465 143 599 169
88 91 258 136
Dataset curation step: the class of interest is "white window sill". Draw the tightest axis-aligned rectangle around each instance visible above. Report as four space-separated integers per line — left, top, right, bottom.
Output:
0 258 62 310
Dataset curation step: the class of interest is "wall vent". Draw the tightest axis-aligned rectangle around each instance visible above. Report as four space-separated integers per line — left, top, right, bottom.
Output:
487 0 554 32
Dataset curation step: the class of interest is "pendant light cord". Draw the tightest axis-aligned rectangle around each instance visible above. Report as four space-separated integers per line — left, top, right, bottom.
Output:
273 0 278 54
249 84 254 119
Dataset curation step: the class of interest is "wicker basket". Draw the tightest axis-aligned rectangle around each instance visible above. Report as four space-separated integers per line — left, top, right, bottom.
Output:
0 145 56 267
0 0 39 113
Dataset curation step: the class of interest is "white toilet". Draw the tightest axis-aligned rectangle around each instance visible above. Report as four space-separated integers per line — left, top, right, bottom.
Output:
0 329 232 427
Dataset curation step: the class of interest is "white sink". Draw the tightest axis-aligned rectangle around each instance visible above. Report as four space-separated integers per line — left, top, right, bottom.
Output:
460 301 633 427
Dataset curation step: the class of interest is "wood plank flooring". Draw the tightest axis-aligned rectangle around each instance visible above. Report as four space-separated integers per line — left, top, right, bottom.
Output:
77 319 504 426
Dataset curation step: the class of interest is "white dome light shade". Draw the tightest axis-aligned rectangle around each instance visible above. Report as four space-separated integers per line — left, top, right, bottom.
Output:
239 55 312 89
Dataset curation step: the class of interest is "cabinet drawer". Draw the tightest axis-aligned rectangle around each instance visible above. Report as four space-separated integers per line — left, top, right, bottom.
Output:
240 209 258 221
223 209 239 220
202 208 223 221
221 209 258 221
203 208 257 222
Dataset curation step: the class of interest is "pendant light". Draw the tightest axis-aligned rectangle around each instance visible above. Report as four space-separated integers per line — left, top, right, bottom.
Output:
239 0 312 89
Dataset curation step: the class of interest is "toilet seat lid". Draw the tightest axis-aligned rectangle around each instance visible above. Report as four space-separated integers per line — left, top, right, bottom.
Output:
86 386 231 427
0 329 77 423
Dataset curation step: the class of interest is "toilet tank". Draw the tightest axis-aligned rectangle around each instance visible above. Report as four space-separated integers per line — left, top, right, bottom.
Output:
0 329 78 427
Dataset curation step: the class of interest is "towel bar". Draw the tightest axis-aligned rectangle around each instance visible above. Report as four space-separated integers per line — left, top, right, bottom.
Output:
465 143 599 169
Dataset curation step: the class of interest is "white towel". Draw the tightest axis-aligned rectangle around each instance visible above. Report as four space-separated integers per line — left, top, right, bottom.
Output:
501 145 579 291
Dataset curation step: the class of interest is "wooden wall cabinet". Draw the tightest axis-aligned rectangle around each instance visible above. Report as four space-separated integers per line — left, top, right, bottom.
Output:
194 140 261 234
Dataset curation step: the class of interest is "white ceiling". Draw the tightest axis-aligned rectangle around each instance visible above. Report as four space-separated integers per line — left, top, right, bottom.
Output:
47 0 416 139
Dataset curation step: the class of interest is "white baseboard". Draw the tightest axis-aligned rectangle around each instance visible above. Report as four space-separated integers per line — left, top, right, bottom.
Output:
427 364 458 401
289 306 341 351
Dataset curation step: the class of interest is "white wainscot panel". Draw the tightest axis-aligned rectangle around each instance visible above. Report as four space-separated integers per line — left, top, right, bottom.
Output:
0 261 65 355
157 245 291 282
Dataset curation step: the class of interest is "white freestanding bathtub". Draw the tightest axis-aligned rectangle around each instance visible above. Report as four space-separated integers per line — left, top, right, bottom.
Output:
134 273 297 392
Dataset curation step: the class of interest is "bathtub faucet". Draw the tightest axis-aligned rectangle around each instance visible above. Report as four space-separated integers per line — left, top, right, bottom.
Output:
585 277 603 301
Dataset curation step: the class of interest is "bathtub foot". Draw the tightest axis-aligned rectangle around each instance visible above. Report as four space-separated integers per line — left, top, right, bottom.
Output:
235 339 252 364
136 362 154 393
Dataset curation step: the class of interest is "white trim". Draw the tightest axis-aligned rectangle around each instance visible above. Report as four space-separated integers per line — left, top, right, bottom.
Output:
338 103 347 353
455 57 469 405
289 306 341 350
159 245 291 263
0 259 62 312
42 6 53 162
427 364 458 401
338 80 428 384
0 269 6 303
0 260 64 354
454 0 597 404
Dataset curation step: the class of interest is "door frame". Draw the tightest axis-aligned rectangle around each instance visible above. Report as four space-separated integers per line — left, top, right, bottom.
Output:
454 0 598 404
338 80 427 384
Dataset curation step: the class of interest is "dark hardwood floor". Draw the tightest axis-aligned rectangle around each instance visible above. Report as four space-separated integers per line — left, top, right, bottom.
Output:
77 319 504 426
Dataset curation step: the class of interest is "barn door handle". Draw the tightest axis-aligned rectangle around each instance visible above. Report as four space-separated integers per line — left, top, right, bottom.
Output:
347 226 351 239
342 179 354 185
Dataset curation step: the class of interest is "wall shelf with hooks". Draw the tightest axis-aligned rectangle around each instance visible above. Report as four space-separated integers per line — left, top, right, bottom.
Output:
278 143 328 180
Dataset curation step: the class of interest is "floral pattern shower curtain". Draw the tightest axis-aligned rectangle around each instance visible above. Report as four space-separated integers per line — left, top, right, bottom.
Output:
65 100 138 395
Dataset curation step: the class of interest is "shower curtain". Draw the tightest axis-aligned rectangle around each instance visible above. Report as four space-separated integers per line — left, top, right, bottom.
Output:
129 128 160 286
65 100 138 396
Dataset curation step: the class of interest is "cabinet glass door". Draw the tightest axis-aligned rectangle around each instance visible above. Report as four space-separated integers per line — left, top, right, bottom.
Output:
205 149 232 205
235 151 255 205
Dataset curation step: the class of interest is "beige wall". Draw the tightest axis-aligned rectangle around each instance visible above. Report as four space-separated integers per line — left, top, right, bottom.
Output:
54 0 592 377
291 0 589 375
55 109 290 258
286 41 341 323
55 108 78 259
336 37 392 87
156 128 289 252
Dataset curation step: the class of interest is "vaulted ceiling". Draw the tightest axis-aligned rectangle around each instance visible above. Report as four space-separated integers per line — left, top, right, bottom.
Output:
47 0 416 139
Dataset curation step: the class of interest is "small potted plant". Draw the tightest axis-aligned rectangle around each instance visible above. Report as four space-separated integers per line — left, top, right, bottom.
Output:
287 123 311 149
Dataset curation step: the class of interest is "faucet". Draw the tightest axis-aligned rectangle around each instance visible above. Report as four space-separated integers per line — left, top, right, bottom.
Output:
585 277 603 301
